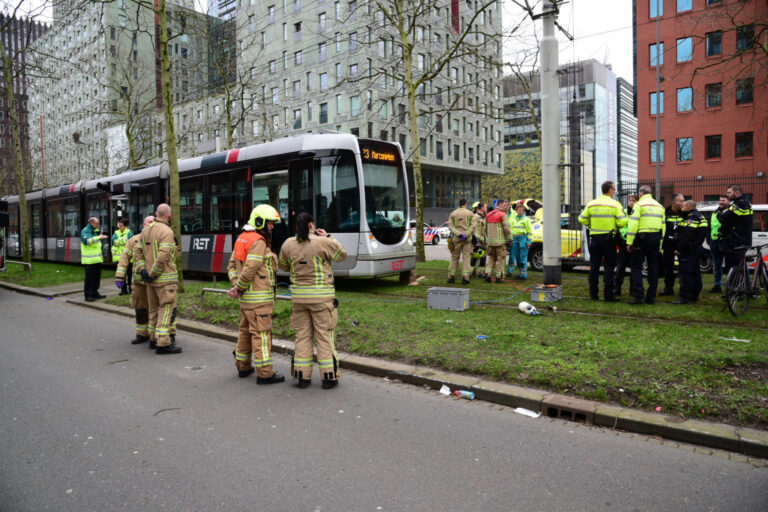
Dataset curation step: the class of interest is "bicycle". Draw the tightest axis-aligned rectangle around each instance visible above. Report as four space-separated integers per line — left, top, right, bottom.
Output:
724 243 768 317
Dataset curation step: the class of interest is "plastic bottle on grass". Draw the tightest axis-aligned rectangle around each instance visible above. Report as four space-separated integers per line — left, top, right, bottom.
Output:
455 390 475 400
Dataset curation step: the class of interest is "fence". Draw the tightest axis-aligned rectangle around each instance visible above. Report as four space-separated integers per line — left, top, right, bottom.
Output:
617 174 768 206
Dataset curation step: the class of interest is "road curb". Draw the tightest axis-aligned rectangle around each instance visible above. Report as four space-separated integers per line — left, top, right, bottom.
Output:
32 293 768 460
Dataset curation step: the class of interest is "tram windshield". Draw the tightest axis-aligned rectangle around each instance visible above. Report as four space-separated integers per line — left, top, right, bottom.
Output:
360 142 407 245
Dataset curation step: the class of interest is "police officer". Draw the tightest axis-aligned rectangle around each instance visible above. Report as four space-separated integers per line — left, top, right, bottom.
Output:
447 198 475 284
115 216 154 345
227 205 285 384
134 203 182 354
659 194 685 296
484 199 513 283
508 202 533 280
615 194 638 297
112 218 133 295
707 195 728 293
673 200 708 304
80 217 108 302
278 212 347 389
470 202 487 278
627 185 666 305
718 184 753 278
578 181 627 302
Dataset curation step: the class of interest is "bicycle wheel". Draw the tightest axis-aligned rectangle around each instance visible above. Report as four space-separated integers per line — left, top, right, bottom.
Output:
725 266 749 316
760 264 768 306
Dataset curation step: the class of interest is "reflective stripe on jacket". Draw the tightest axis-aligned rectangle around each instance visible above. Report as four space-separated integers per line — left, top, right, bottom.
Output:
115 234 146 282
278 232 347 304
485 209 512 245
111 228 133 261
677 210 708 253
448 207 474 238
578 195 627 235
80 224 104 265
626 195 665 246
227 231 276 309
717 197 753 248
509 214 533 240
134 219 177 285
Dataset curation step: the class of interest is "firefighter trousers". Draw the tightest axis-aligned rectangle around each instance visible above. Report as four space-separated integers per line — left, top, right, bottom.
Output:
130 282 149 338
290 300 339 382
235 306 276 378
486 244 508 278
147 283 178 348
448 240 473 278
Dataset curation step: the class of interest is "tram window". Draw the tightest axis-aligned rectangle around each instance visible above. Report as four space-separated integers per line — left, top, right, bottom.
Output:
362 158 407 245
48 200 64 237
209 172 237 233
9 206 19 235
127 187 156 233
180 177 204 233
87 195 108 229
314 154 359 232
231 170 251 229
30 204 42 238
63 198 80 237
252 170 289 222
47 198 80 237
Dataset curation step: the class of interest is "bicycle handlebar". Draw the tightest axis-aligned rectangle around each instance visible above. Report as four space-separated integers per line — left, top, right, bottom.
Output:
734 243 768 251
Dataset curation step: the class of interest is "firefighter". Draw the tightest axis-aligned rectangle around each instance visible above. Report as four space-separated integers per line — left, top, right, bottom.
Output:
470 202 487 278
627 186 666 305
115 216 154 345
508 201 533 280
278 212 347 389
226 205 285 384
484 199 513 283
614 194 638 297
659 194 685 296
673 200 708 304
447 198 475 284
718 184 753 277
112 218 134 295
578 181 627 301
80 217 108 302
134 203 182 354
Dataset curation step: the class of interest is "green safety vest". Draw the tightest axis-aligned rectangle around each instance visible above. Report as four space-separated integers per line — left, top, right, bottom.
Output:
578 194 627 235
80 225 104 265
626 195 666 246
509 214 533 238
111 228 132 262
710 208 722 241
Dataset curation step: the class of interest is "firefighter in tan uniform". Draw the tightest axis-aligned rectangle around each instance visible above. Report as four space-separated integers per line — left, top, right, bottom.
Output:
447 198 475 284
226 205 285 384
134 203 182 354
278 212 347 389
470 202 488 279
115 216 154 345
484 199 513 283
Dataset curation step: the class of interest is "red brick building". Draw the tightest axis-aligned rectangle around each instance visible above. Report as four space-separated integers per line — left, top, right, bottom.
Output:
634 0 767 203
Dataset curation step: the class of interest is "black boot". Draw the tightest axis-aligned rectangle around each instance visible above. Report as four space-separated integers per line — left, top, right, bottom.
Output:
131 335 150 345
257 373 285 385
156 335 182 354
446 276 455 284
238 368 255 378
322 379 338 389
461 277 470 285
149 339 157 349
297 379 311 389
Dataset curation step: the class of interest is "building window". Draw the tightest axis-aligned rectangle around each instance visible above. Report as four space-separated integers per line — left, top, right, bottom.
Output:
705 83 721 108
350 32 358 51
319 103 328 123
295 51 302 65
677 87 692 112
650 0 663 17
436 141 443 160
268 5 275 23
349 63 358 78
319 73 328 91
293 109 302 129
705 135 721 159
293 80 301 98
706 31 722 57
650 140 665 163
294 21 302 42
677 137 693 162
252 120 259 136
319 43 327 62
736 78 753 104
735 132 753 158
269 60 276 73
737 25 755 51
350 96 360 116
707 0 722 4
676 37 692 62
650 91 664 115
336 94 342 115
272 87 279 104
650 42 663 66
677 0 691 12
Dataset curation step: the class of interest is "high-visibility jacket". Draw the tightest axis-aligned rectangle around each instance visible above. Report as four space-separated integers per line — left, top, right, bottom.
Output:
80 224 104 265
709 207 725 242
227 230 276 310
111 227 133 262
115 234 148 283
663 206 685 244
717 197 753 249
677 209 708 253
134 219 178 286
626 195 666 246
485 209 512 245
509 214 533 240
278 231 346 304
578 194 627 236
471 212 486 244
619 208 631 240
448 206 474 238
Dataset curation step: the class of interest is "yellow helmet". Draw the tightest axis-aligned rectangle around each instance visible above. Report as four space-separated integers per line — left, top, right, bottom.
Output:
472 201 480 209
249 204 281 230
472 246 485 259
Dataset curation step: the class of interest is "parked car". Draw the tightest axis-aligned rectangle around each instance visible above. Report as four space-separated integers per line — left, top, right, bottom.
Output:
699 202 768 272
437 221 451 239
409 221 440 245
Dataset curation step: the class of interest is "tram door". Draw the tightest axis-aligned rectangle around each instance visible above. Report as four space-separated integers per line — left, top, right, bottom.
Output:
289 158 314 230
251 169 290 253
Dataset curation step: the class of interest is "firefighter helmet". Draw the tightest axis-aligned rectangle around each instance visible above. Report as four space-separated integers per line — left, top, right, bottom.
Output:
249 204 281 230
472 246 485 259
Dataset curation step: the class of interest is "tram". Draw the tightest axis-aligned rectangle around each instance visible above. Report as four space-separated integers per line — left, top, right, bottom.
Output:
3 134 416 277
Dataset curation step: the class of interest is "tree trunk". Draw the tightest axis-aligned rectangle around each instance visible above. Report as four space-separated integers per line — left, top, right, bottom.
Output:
1 36 31 263
157 0 184 291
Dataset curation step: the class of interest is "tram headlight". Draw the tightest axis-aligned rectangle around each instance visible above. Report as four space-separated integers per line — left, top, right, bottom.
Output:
406 238 413 246
371 241 379 249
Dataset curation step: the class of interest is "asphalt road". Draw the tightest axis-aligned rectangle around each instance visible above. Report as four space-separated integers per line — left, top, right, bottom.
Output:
1 289 766 511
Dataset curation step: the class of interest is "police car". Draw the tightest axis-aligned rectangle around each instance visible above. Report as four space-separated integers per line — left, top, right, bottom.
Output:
699 202 768 272
409 221 441 245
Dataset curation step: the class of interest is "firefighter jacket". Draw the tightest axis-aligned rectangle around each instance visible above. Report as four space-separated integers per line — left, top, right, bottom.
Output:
278 232 347 304
510 214 533 241
485 209 512 246
717 197 753 249
578 195 627 235
708 207 726 243
80 224 104 265
134 219 177 286
448 207 474 239
471 212 486 244
227 231 276 310
111 227 133 262
676 209 708 254
115 234 148 283
663 206 685 244
626 195 666 246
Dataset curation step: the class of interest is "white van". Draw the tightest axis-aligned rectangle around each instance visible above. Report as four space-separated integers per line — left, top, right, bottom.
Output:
699 203 768 271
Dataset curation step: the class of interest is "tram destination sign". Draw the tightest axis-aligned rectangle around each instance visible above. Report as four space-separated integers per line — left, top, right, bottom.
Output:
359 141 400 166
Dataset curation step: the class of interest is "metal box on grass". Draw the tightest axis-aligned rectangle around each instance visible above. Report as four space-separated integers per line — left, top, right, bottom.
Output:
530 284 562 302
428 287 470 311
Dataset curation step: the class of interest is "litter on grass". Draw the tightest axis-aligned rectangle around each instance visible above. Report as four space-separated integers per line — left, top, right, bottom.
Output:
719 337 750 343
514 407 541 418
439 384 451 395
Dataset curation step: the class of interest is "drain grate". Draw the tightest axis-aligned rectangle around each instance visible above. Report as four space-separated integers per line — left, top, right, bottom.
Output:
541 394 598 424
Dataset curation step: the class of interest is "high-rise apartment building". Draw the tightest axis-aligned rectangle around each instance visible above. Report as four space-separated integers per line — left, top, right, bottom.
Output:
634 0 767 201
